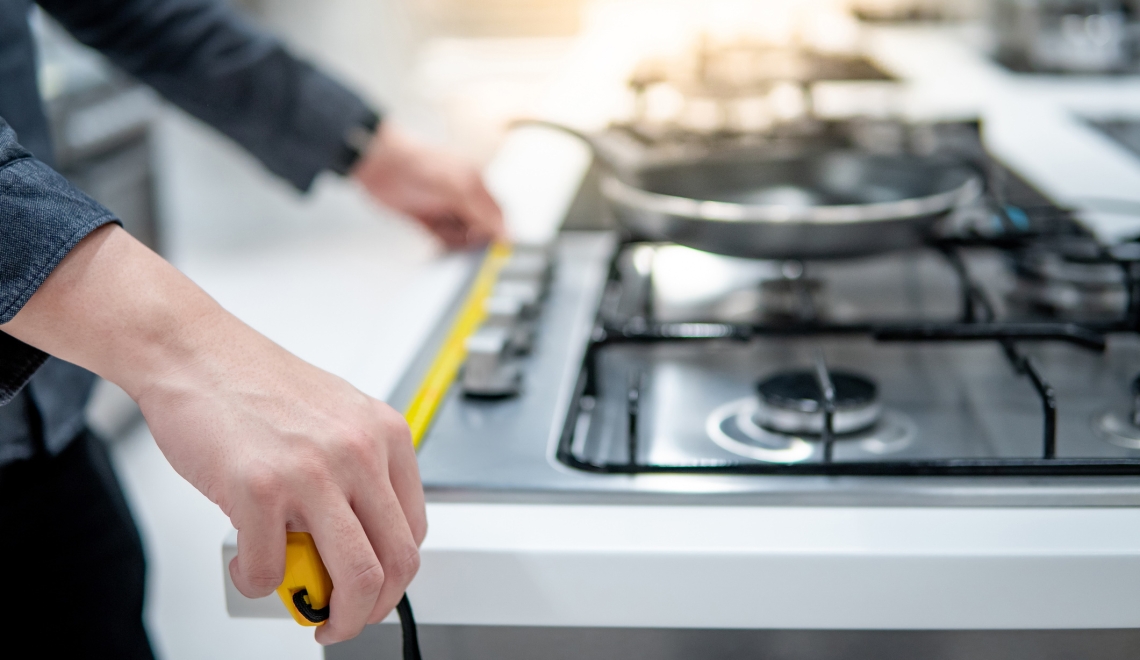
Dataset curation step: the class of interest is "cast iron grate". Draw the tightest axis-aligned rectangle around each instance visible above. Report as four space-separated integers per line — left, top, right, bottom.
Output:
557 179 1140 477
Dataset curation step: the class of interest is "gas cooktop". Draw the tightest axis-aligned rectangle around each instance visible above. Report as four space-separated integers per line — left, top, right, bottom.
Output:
394 122 1140 506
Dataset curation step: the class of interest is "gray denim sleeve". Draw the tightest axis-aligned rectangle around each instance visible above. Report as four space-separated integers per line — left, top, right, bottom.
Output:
39 0 381 191
0 118 118 405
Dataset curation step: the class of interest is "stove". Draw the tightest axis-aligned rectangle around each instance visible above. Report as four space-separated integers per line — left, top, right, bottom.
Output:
395 121 1140 507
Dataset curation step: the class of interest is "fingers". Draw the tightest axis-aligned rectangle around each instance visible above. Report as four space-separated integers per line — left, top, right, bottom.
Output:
455 173 505 245
457 172 504 242
309 498 386 645
351 120 505 248
353 482 421 625
420 214 471 249
359 404 423 623
387 419 427 547
229 491 287 598
420 169 504 250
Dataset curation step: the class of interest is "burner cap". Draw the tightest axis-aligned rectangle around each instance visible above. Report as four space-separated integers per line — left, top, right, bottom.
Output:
754 370 881 436
758 370 877 411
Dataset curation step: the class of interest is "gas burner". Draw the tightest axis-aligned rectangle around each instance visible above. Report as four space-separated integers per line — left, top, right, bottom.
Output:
706 397 914 464
706 398 814 463
1093 374 1140 448
1008 239 1127 319
755 370 882 435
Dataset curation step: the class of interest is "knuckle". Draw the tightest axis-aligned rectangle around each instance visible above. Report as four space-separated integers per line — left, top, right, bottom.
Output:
242 465 284 505
346 561 386 596
375 404 412 445
341 426 376 461
386 546 421 584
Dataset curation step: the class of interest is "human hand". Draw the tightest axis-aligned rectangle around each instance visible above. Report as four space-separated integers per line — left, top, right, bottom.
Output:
352 123 505 249
3 226 426 644
138 321 426 644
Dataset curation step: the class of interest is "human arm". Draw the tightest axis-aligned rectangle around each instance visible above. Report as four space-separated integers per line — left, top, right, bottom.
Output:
38 0 503 245
0 121 424 644
4 225 426 644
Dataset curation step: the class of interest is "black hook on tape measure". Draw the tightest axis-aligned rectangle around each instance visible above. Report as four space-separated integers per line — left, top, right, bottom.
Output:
276 532 422 659
292 588 331 623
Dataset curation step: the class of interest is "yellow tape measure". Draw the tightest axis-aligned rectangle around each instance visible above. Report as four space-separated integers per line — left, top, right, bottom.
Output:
276 244 512 625
277 532 333 626
404 242 512 447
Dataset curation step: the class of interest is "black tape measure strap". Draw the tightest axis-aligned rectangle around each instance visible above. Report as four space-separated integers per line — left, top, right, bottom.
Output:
397 594 422 660
292 588 420 658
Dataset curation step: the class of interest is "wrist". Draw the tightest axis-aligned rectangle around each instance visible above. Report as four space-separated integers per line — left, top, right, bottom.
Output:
121 297 234 405
350 122 415 183
2 224 240 403
332 109 381 178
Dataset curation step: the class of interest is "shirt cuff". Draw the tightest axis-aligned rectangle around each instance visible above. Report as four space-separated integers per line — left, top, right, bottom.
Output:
0 332 47 406
0 155 120 402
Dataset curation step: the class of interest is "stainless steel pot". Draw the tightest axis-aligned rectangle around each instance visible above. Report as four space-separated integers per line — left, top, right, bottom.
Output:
522 120 982 260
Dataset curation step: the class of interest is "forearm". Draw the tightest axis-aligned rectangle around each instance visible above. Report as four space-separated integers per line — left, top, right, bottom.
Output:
3 223 426 644
3 224 236 401
40 0 378 190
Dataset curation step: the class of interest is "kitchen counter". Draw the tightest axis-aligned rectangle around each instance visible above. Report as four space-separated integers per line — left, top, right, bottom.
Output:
212 0 1140 649
230 503 1140 629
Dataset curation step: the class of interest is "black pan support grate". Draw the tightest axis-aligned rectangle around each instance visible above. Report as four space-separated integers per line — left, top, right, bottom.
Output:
557 226 1140 477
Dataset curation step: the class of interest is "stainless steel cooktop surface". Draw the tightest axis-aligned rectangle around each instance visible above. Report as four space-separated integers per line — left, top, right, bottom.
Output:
396 123 1140 507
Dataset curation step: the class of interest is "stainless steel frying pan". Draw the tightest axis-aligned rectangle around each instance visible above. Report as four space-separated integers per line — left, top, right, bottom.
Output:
521 120 982 260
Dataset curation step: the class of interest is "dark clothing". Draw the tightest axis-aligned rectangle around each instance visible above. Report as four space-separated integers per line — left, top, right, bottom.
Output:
0 0 378 462
0 0 102 459
36 0 378 189
0 1 52 164
0 430 154 658
0 119 114 459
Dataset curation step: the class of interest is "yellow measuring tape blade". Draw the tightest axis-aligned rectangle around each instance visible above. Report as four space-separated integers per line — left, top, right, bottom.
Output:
404 242 513 447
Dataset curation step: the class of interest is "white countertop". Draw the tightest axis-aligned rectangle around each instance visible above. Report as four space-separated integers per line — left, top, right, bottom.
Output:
227 503 1140 629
